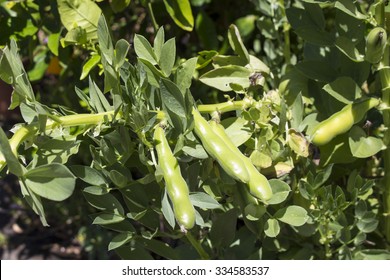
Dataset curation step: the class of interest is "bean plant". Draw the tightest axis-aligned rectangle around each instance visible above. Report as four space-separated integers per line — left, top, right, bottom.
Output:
1 0 390 260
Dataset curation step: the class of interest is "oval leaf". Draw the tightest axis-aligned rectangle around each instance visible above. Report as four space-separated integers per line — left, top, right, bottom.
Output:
264 218 280 238
24 163 76 201
267 179 291 205
275 205 308 227
349 126 385 158
199 65 251 92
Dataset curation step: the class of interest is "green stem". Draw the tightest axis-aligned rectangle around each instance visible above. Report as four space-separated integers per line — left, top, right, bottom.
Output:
146 0 159 32
279 0 291 65
197 98 254 114
379 14 390 242
186 232 210 260
0 111 115 171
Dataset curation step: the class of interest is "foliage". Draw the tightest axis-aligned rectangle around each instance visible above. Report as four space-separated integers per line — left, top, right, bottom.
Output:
1 0 390 260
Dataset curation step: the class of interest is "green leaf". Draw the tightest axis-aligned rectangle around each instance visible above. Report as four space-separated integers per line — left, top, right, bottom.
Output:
154 27 165 61
57 0 101 41
93 213 125 225
0 127 24 176
159 38 176 76
88 77 112 112
244 203 266 221
84 185 109 195
137 238 179 260
335 0 367 20
34 138 81 165
83 192 125 215
189 192 222 209
24 163 76 201
48 33 61 56
222 117 252 147
115 39 130 71
349 126 385 158
335 36 364 62
295 60 338 82
110 0 131 13
267 179 291 205
175 57 197 93
109 170 128 188
70 165 107 185
209 208 238 247
275 205 309 227
134 34 157 65
20 180 49 226
163 0 194 31
286 7 335 46
108 232 133 251
199 65 251 92
139 58 165 87
97 15 114 65
354 249 390 260
196 50 218 69
322 76 362 104
60 26 87 46
160 78 187 132
264 218 280 238
195 10 218 50
80 54 101 80
162 189 175 229
228 24 250 63
356 212 378 233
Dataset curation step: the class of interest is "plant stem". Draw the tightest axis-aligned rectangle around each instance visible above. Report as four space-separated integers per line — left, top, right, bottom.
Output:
186 232 210 260
279 0 291 65
0 111 115 171
146 0 159 32
197 98 254 114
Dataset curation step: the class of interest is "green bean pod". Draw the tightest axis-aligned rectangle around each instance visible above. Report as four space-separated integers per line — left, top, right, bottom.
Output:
209 120 273 202
365 27 387 64
192 108 250 183
154 126 195 230
311 98 380 146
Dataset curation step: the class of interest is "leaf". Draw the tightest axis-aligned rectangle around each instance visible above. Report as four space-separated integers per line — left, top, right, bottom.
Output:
313 164 333 189
322 76 362 104
349 126 385 158
110 0 131 13
196 50 218 69
24 163 76 201
161 189 175 229
160 78 187 132
134 34 157 65
356 212 379 233
228 24 250 63
137 238 179 260
335 0 367 19
57 0 101 41
195 10 218 50
295 60 338 82
80 54 101 80
70 165 107 185
209 208 238 247
154 27 165 61
286 7 335 46
244 203 266 221
199 65 251 92
175 57 197 93
222 117 252 147
108 232 133 251
20 180 49 227
34 139 81 165
93 213 125 225
163 0 194 31
83 192 124 215
335 36 364 62
159 38 176 76
139 58 165 87
275 205 309 227
48 33 61 56
115 39 130 71
189 192 222 209
267 179 291 205
264 218 280 238
0 127 24 176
